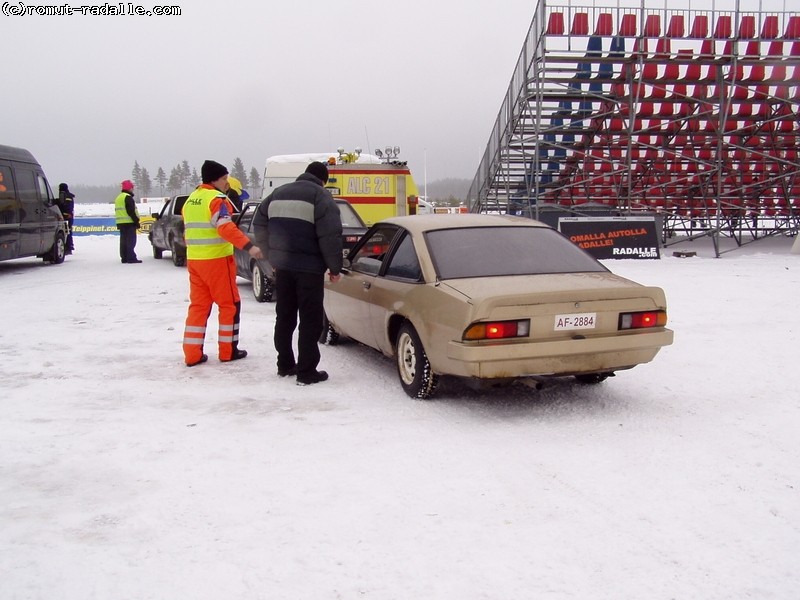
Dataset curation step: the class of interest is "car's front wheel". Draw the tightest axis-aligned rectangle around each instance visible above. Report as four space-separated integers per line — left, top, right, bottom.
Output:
153 244 163 259
395 322 438 399
170 238 186 267
45 231 66 264
252 263 274 302
319 311 339 345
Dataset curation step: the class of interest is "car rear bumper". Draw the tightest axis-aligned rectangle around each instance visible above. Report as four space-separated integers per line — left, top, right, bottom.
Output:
445 329 674 378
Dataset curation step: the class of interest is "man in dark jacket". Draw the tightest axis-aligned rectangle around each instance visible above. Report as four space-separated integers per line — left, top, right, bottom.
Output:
253 161 342 385
57 183 75 254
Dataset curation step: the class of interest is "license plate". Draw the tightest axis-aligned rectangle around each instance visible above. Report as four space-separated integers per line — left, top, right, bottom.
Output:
554 313 596 330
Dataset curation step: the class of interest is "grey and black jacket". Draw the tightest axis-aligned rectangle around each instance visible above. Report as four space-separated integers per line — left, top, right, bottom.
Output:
253 172 343 275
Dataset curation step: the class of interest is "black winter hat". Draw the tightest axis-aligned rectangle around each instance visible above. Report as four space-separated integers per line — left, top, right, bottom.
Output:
201 160 228 184
305 161 329 184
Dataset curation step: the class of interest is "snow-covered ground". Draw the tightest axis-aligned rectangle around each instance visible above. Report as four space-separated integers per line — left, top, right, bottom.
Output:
1 233 798 599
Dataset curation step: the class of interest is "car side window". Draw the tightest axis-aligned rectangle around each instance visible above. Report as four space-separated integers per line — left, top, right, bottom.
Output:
237 206 255 232
36 174 53 204
350 226 398 276
0 166 17 225
384 233 422 281
174 196 188 215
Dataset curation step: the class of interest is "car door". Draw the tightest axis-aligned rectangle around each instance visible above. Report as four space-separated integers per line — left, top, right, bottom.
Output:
0 165 19 261
366 230 423 356
325 224 400 349
151 198 173 248
233 204 257 277
35 172 60 251
15 166 44 256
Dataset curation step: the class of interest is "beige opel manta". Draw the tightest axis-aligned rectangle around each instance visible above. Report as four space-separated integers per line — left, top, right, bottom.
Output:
321 214 674 399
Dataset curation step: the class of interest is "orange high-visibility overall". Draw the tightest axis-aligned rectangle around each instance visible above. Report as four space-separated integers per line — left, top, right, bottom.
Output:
182 185 254 364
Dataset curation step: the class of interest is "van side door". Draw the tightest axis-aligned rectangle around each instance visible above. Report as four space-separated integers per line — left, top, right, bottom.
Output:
15 166 45 256
0 164 20 261
36 173 60 253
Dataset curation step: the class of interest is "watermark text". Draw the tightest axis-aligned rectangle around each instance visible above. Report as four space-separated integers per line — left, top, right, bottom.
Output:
1 2 181 16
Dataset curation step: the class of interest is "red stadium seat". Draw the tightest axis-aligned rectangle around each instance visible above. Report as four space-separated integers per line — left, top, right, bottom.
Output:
743 41 765 83
571 12 589 35
595 13 613 36
644 14 661 37
714 15 732 39
690 14 709 38
785 16 800 38
700 38 715 57
738 16 756 38
546 12 565 35
761 15 779 39
667 15 685 37
655 37 671 57
619 14 637 37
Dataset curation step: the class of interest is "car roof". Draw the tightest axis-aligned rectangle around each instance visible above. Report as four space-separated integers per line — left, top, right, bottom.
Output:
380 213 551 234
242 198 355 208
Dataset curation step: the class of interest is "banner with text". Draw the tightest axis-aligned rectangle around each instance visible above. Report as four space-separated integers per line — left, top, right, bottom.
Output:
72 216 155 236
558 217 660 260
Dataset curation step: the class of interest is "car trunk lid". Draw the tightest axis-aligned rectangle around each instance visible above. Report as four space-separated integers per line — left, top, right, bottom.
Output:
440 272 668 340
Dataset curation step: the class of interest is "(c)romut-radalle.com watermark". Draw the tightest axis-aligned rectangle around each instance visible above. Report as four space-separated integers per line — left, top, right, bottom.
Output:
1 2 181 16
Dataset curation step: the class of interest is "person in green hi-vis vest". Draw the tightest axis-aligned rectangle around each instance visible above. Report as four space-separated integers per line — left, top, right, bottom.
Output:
114 180 141 263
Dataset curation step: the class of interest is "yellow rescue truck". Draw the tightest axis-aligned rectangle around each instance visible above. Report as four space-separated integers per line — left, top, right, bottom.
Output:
261 147 421 225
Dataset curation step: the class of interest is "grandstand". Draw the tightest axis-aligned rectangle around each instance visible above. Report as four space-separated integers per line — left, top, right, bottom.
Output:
467 1 800 255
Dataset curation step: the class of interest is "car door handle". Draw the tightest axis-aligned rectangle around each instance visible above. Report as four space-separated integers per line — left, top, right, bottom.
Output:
362 281 371 290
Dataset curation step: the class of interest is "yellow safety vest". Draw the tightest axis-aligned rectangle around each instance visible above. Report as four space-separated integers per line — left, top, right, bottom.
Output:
114 192 138 225
182 187 233 260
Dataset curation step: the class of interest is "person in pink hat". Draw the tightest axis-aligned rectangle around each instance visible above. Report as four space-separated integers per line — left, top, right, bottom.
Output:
114 179 141 263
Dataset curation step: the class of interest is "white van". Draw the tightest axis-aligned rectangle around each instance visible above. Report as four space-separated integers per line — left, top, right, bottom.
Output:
0 144 68 264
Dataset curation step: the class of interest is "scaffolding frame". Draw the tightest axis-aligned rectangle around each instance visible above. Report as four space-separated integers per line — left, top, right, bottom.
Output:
467 1 800 256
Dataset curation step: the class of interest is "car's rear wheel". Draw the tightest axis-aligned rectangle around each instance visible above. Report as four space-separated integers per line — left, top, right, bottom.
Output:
252 262 274 302
153 244 163 259
319 311 339 345
170 238 186 267
395 322 438 400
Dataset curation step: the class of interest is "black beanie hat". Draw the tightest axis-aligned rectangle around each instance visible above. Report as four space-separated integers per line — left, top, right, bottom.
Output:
305 161 329 184
201 160 228 184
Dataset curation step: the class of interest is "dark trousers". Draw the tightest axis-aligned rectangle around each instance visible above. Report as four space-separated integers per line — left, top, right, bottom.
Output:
274 269 324 376
118 224 138 262
66 216 74 251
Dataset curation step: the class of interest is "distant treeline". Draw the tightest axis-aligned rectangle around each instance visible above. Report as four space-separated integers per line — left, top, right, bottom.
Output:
68 169 472 205
68 158 263 203
422 178 471 205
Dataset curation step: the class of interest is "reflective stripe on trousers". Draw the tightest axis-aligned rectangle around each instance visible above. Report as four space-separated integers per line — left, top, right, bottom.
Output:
182 255 242 364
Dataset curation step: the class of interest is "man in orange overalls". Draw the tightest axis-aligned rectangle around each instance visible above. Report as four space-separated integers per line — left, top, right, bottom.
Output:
182 160 263 367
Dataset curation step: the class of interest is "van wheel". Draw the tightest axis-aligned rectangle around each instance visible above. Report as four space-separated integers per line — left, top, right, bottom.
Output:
46 232 66 264
252 262 274 302
170 238 186 267
395 322 438 399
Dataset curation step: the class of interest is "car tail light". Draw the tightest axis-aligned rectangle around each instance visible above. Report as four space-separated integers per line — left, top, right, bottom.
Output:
463 319 530 341
619 310 667 330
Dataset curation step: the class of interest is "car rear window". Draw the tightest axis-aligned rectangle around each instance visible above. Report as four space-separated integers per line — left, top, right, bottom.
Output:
337 202 364 228
425 226 608 279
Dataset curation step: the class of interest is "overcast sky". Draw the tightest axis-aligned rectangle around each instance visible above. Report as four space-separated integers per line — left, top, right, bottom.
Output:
2 0 786 190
